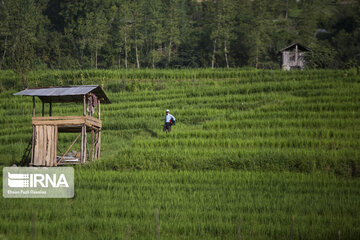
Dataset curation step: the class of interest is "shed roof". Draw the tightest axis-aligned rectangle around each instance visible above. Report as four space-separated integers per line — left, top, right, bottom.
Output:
279 43 310 53
13 85 110 104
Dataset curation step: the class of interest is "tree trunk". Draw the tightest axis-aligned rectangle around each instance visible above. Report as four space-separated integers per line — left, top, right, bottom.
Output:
135 42 140 69
211 39 216 69
124 33 128 69
285 0 289 31
256 46 259 69
95 38 98 69
168 41 172 64
21 73 27 89
118 56 121 69
80 38 85 64
224 40 229 68
1 35 7 70
152 48 155 69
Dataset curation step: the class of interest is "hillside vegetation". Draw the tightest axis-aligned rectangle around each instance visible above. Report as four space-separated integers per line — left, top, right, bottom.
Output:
1 69 360 239
0 69 359 176
1 0 360 71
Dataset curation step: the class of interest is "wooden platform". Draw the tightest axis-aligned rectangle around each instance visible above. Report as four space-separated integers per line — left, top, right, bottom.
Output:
31 115 102 166
32 116 102 132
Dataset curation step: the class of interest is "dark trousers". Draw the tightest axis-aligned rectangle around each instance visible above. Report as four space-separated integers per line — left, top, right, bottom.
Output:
163 122 172 132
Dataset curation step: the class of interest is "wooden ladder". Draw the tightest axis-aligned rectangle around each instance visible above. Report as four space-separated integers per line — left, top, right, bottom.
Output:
20 139 32 166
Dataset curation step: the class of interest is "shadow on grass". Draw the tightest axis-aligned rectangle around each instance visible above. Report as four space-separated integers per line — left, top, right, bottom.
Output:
144 127 159 138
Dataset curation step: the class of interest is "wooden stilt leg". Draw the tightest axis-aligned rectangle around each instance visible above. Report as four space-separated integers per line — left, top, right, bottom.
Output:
94 130 98 160
80 124 85 164
83 124 87 163
32 97 35 117
83 95 86 116
54 126 58 166
98 130 101 159
91 129 94 161
30 125 35 166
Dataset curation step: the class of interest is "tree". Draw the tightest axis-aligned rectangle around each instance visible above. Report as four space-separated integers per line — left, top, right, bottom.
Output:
119 1 132 68
210 0 236 68
130 0 145 69
219 0 236 68
0 0 10 70
1 0 359 70
86 10 109 69
144 0 164 68
163 0 181 66
5 0 45 87
247 0 272 69
114 0 143 69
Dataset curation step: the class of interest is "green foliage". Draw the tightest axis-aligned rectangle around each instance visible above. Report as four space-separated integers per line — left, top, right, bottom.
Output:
0 0 48 87
307 41 339 69
1 0 360 70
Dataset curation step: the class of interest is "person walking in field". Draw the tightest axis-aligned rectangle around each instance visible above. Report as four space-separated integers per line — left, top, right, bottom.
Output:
163 109 176 132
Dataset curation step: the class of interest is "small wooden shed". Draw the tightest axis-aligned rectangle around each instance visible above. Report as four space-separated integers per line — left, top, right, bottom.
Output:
14 85 110 166
279 43 310 70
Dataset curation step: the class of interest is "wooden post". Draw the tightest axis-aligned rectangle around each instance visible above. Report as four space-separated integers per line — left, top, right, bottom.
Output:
80 124 84 163
97 99 101 159
237 219 242 240
282 52 285 68
83 94 86 116
91 129 94 161
38 126 45 166
45 126 51 166
32 97 35 117
49 99 52 116
289 216 295 240
125 225 132 240
30 125 35 166
295 44 298 66
94 129 99 160
98 130 101 158
155 208 160 240
83 124 87 163
42 102 44 117
32 212 36 240
98 100 101 120
86 139 90 161
54 126 58 166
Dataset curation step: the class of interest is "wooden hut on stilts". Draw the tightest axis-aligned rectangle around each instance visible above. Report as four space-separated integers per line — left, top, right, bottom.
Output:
279 43 310 70
14 85 110 166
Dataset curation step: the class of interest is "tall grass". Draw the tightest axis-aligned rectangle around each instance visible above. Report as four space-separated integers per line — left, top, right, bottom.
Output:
1 69 360 239
1 69 360 175
1 170 359 240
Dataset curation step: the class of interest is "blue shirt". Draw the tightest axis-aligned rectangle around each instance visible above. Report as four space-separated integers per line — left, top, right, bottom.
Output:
164 113 175 123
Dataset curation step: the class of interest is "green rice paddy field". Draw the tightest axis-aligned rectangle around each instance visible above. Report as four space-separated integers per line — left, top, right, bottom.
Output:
0 69 360 239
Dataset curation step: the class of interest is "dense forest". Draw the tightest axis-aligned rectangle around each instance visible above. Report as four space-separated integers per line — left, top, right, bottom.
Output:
0 0 359 74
